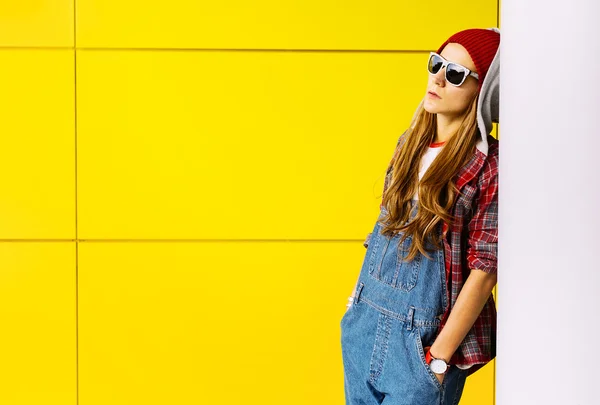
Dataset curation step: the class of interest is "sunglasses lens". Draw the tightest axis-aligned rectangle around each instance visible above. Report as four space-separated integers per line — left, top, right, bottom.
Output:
428 54 443 74
446 64 467 85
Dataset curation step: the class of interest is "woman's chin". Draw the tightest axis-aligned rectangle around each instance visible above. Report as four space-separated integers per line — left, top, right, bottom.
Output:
423 102 438 114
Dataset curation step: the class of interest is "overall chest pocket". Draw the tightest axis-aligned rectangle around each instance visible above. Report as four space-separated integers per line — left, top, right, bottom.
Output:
367 224 421 291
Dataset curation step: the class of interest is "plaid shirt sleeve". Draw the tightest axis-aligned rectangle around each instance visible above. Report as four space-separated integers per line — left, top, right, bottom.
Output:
466 149 499 275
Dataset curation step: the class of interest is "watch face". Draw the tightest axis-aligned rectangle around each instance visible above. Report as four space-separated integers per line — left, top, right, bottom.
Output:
430 359 447 374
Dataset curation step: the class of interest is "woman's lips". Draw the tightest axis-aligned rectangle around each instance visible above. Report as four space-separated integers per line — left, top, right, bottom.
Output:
427 91 441 99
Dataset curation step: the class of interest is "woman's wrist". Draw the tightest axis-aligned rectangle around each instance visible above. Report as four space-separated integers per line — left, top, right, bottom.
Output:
428 346 451 364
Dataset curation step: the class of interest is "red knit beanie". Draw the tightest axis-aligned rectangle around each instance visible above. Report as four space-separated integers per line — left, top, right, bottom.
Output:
436 28 500 93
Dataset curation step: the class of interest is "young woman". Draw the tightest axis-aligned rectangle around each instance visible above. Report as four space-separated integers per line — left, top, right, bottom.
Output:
340 28 501 405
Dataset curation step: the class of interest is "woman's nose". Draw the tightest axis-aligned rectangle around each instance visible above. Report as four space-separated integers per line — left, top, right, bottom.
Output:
433 68 446 86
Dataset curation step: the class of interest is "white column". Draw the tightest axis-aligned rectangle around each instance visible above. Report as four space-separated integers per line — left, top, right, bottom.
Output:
498 1 600 404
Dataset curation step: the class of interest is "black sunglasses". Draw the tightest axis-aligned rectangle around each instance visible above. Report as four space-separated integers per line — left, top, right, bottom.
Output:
427 52 479 87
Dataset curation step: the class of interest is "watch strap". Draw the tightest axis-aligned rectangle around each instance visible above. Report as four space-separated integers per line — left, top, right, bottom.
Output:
424 346 432 364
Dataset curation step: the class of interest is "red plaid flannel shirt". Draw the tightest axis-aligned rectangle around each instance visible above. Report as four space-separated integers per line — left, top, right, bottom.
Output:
380 131 498 376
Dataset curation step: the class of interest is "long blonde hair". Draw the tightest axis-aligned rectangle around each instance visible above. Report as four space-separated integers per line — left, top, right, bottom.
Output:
380 93 480 261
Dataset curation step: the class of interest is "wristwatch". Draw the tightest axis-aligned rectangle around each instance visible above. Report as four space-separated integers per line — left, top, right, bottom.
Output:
424 346 449 374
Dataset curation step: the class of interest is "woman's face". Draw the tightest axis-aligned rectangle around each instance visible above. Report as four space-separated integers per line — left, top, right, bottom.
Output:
423 43 479 118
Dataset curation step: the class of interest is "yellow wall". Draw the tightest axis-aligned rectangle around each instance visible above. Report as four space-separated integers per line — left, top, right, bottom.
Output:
0 1 499 404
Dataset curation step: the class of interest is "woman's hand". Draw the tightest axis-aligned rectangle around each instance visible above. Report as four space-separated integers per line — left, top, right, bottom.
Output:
425 346 447 386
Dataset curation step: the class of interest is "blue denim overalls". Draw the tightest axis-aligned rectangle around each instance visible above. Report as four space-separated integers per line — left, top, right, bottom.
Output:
340 202 469 405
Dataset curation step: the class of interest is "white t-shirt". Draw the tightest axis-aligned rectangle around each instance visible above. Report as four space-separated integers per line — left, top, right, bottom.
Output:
413 141 445 201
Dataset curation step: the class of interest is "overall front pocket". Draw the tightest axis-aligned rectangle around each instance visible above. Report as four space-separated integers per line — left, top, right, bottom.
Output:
413 327 444 392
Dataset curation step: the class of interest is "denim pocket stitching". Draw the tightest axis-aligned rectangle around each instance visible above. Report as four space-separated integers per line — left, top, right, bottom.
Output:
368 229 422 291
413 327 443 392
393 234 421 291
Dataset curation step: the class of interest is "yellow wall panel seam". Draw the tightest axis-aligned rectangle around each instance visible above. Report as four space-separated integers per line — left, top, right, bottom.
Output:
77 239 364 243
75 242 80 405
74 47 436 53
74 56 79 240
74 1 80 404
0 239 76 242
0 46 74 50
